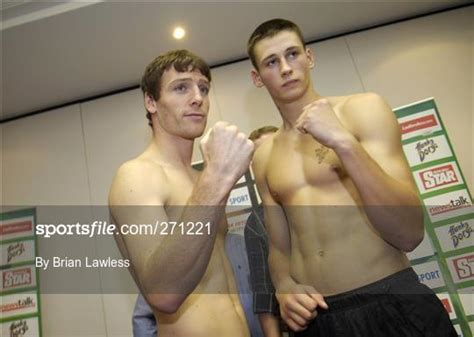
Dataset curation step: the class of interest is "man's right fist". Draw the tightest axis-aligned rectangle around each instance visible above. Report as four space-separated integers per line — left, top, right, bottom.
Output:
200 121 254 183
276 281 328 332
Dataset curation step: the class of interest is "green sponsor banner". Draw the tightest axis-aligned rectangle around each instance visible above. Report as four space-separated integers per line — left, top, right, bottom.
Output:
0 208 43 337
395 98 473 337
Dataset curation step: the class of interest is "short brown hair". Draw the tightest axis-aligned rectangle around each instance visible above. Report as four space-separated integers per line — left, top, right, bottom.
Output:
141 49 211 127
249 125 278 142
247 18 305 69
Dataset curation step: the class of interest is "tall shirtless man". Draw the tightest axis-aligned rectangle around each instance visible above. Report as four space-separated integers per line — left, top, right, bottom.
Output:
109 50 253 337
248 19 456 337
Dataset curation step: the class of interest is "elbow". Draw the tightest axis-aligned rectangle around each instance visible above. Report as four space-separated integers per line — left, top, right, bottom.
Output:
401 228 424 253
401 237 422 253
401 206 425 252
146 293 184 314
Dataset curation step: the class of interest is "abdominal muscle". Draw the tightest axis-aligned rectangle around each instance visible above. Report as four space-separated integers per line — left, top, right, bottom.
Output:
154 238 249 337
156 293 248 337
284 184 410 296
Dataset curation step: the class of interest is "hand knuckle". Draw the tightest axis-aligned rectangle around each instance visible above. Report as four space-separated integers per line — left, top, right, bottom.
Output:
215 121 226 129
227 125 238 133
236 132 245 140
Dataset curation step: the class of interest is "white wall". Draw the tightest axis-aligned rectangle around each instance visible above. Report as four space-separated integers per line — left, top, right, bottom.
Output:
2 105 107 337
0 124 3 207
346 7 473 190
2 105 91 206
2 7 472 336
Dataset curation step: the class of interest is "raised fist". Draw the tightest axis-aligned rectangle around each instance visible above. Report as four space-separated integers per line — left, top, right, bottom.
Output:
200 121 254 184
295 98 352 149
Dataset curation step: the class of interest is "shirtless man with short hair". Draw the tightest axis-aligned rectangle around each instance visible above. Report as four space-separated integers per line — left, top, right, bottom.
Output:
109 49 252 337
248 19 457 337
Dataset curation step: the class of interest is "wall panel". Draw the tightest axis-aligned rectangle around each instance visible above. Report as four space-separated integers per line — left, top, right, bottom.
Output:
346 7 473 190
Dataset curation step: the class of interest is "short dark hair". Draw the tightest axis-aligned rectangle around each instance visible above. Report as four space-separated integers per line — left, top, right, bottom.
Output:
140 49 211 127
247 18 305 69
249 125 278 142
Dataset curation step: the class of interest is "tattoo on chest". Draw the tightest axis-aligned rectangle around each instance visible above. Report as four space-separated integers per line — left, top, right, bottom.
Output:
315 145 329 164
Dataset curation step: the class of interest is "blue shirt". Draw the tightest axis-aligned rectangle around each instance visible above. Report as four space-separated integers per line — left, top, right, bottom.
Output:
132 294 156 337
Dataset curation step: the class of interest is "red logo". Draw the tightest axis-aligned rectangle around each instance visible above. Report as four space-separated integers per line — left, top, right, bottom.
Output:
0 296 35 313
419 164 458 190
440 298 452 314
428 196 470 216
400 114 438 135
0 221 33 236
451 254 474 280
2 268 32 289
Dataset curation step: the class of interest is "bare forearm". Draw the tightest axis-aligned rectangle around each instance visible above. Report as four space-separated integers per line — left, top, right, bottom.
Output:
144 206 222 296
259 313 281 337
269 248 295 293
143 170 231 300
335 137 424 251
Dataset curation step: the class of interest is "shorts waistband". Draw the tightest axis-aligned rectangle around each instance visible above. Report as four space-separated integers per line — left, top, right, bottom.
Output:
320 268 418 313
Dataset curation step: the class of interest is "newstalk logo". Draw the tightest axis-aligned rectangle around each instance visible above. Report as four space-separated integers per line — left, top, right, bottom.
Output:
0 294 39 320
424 190 472 223
0 296 35 313
428 196 470 216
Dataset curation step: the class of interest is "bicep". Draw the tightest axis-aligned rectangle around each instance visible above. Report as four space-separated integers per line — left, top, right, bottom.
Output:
353 94 415 185
112 204 169 278
109 163 170 282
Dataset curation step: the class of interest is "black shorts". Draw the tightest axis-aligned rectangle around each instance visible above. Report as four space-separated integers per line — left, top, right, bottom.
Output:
295 268 457 337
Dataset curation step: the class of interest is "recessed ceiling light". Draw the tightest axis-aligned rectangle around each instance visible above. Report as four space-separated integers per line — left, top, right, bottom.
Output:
173 26 186 40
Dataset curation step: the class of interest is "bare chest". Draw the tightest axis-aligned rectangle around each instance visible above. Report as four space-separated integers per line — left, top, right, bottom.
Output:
168 178 194 205
266 136 348 204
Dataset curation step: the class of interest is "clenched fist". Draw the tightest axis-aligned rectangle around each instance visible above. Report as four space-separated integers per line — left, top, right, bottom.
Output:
295 98 354 149
200 121 254 185
277 280 328 332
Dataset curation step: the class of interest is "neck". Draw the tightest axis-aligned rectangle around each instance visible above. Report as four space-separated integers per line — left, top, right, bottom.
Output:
149 129 195 169
276 88 322 130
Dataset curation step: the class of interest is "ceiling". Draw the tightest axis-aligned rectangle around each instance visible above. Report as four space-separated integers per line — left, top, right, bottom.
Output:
1 0 471 122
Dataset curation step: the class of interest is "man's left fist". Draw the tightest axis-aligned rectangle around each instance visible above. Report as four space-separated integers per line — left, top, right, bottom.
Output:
295 98 352 149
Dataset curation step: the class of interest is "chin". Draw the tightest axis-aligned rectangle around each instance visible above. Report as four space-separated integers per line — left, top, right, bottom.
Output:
272 86 305 103
279 92 305 104
183 128 205 140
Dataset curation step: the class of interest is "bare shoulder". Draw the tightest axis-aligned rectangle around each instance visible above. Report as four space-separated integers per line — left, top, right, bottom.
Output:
109 158 170 206
251 134 275 184
335 92 398 140
341 92 392 118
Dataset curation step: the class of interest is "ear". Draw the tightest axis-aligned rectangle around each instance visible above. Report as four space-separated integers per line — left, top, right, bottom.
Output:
251 69 264 88
305 47 315 69
144 94 158 115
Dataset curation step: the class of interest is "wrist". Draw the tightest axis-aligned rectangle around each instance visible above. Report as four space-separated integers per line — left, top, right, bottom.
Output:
205 161 245 188
193 169 233 205
275 276 296 294
331 133 358 154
